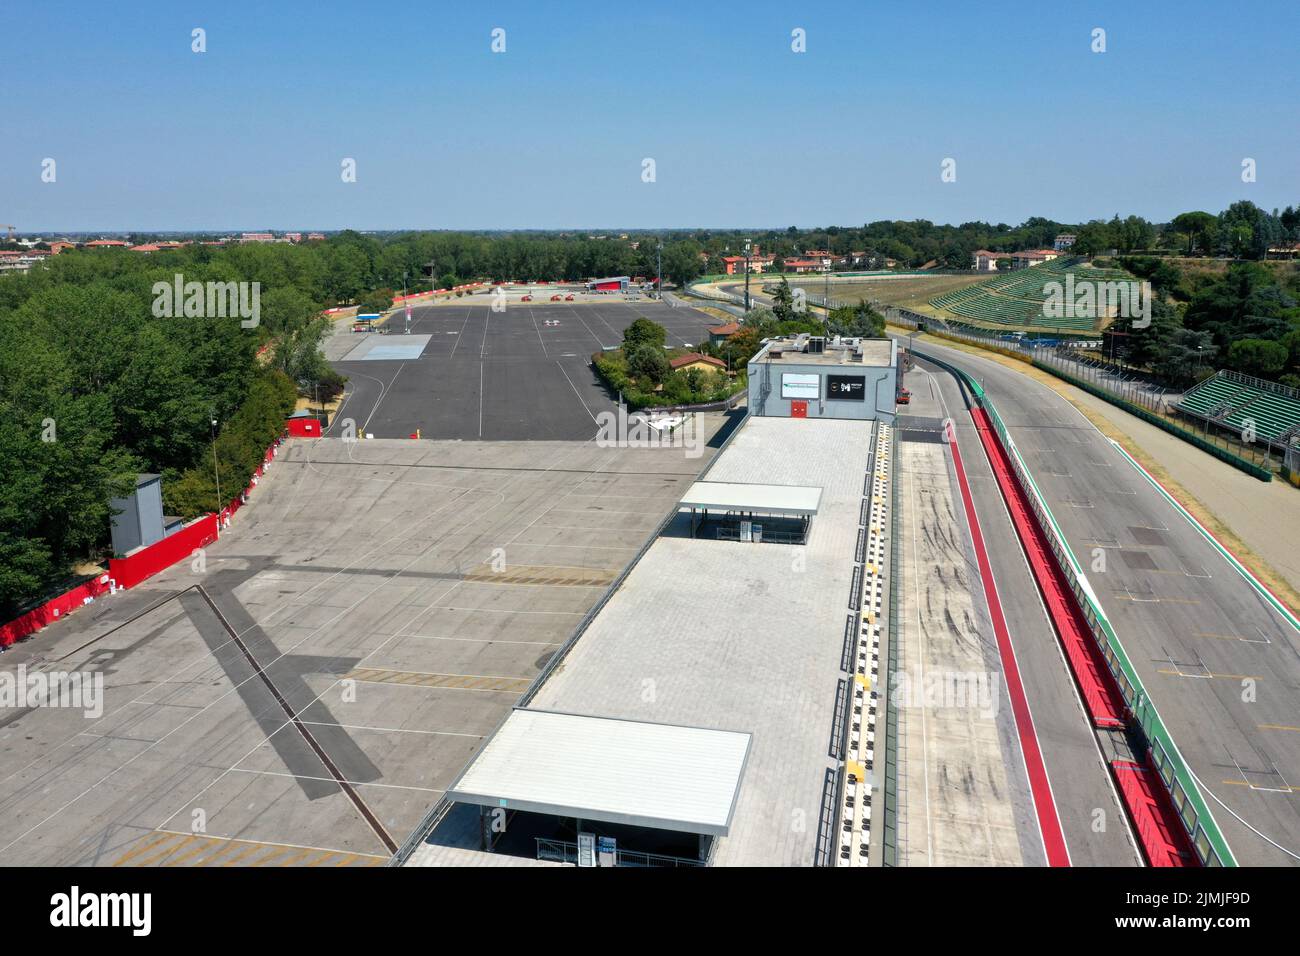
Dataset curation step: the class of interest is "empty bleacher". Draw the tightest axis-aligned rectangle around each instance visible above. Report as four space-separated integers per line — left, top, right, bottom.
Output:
1177 372 1300 449
929 256 1133 331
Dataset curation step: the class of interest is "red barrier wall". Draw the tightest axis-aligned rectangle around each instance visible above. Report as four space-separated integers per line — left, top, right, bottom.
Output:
970 408 1129 729
1111 759 1197 866
2 439 281 647
286 416 320 437
0 575 112 648
109 515 219 590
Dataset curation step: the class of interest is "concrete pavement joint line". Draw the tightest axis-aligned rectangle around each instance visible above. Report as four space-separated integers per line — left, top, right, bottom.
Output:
194 584 398 854
0 437 604 858
226 767 441 793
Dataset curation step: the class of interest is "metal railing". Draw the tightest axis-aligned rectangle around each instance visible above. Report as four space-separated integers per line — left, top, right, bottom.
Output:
535 838 704 867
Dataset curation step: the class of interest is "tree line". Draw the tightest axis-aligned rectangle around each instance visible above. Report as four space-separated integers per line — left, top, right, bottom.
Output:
0 243 319 617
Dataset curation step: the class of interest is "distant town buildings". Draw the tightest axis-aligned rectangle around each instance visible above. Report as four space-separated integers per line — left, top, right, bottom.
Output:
1010 249 1059 269
1053 233 1077 252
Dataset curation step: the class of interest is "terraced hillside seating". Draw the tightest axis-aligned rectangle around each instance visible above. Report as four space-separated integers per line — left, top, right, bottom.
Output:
929 256 1134 330
1177 372 1300 446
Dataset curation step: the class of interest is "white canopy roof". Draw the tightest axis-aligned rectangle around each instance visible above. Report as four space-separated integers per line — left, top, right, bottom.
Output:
446 709 751 836
679 480 822 516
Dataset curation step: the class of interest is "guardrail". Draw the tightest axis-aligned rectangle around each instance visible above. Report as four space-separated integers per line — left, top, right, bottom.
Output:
913 347 1235 867
535 837 704 867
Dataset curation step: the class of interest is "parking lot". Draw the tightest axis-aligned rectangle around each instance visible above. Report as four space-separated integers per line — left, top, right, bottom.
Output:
0 433 721 865
327 300 718 440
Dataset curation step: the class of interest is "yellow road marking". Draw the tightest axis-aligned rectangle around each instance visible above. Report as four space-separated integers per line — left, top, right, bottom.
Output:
1258 724 1300 733
110 832 180 867
254 846 294 866
1158 669 1262 681
134 838 192 867
273 849 315 866
218 843 270 867
112 830 388 867
344 667 531 694
1221 779 1297 794
163 837 223 866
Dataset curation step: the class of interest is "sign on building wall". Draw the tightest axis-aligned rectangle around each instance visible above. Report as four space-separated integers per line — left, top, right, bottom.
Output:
826 375 866 401
781 373 820 399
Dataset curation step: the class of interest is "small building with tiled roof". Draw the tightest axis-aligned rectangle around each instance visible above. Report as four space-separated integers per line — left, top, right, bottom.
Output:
669 353 727 374
706 322 741 345
1009 249 1059 269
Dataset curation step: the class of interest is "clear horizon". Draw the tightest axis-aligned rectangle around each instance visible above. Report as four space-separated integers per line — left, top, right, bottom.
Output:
5 0 1298 232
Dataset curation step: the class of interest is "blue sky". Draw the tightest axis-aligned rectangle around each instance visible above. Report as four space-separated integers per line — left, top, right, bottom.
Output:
3 0 1298 231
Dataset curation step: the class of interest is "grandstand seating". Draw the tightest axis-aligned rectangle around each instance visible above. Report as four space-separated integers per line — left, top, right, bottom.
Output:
929 256 1134 330
1177 372 1300 446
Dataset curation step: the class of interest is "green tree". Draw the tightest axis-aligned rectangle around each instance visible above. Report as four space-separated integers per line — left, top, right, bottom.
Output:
1227 339 1289 377
626 343 670 384
827 300 885 338
661 241 704 288
622 317 667 351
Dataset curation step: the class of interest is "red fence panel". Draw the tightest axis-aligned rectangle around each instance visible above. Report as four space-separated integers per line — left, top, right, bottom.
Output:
109 515 219 590
0 576 112 648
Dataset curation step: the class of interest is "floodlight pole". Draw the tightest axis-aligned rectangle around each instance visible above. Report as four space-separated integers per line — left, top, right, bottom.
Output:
403 271 411 335
657 241 662 300
211 418 222 517
743 240 752 311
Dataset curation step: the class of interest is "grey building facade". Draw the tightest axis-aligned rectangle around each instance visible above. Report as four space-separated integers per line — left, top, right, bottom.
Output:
109 474 167 556
747 336 898 423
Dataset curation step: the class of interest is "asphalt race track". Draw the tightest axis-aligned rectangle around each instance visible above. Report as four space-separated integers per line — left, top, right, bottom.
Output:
904 336 1300 866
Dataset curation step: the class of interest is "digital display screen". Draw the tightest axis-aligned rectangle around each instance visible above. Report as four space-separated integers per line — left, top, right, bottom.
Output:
826 375 865 401
781 373 820 399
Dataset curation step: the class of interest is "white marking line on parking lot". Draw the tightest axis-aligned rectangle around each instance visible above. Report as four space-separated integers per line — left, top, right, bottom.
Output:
564 304 611 349
361 363 409 435
2 442 602 855
13 455 569 837
298 720 482 738
227 768 444 793
547 506 670 516
528 305 548 356
408 613 576 624
151 828 385 862
448 306 472 359
581 303 622 342
479 362 485 438
555 360 599 424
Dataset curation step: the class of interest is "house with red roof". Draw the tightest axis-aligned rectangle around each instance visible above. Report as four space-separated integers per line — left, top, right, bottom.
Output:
669 353 727 375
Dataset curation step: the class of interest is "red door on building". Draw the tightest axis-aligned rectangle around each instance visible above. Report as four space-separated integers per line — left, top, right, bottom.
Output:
790 400 807 418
